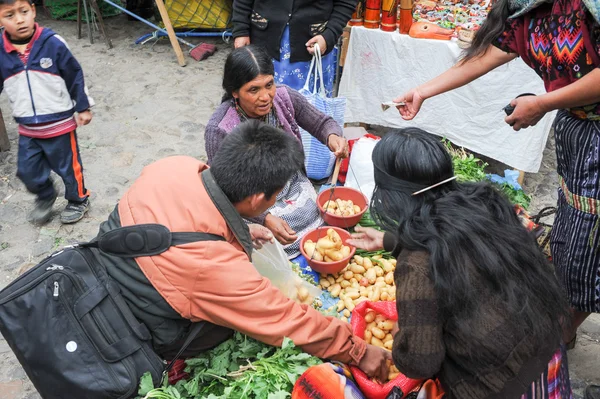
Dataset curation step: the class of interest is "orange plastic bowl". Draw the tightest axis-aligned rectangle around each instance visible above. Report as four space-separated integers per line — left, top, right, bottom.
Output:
300 226 356 274
317 187 368 228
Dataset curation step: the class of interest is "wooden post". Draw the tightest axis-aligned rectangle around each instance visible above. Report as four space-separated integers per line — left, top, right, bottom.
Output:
0 109 10 152
154 0 187 67
88 0 113 49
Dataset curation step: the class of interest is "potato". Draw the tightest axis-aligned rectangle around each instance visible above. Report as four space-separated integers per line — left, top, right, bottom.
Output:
388 372 399 380
324 256 334 262
327 276 336 285
330 284 342 297
380 259 395 273
340 280 351 288
372 255 382 260
353 255 364 266
335 274 345 283
323 200 337 210
341 316 348 323
359 277 370 287
384 333 393 343
385 272 394 285
384 340 394 350
364 311 376 323
375 278 386 284
343 297 355 312
353 205 361 214
343 309 351 318
297 286 309 302
350 264 366 274
346 291 360 300
380 292 389 301
340 245 351 258
366 321 377 331
317 237 336 250
374 266 384 277
378 320 395 331
304 242 323 261
365 268 377 284
319 278 331 288
343 270 354 280
371 337 385 348
337 300 345 312
363 257 373 269
364 330 373 343
371 327 385 340
327 229 342 245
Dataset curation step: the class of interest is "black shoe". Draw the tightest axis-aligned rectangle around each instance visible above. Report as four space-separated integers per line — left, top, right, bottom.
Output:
60 198 90 224
586 385 600 399
28 195 57 225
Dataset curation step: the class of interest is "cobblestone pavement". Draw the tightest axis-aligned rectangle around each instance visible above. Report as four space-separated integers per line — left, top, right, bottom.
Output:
0 14 598 399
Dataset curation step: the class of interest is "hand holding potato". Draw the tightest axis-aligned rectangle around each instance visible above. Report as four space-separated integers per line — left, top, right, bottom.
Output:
357 344 392 382
265 214 298 245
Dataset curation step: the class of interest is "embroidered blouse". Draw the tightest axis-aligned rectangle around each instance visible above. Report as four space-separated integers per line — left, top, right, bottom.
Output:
494 0 600 120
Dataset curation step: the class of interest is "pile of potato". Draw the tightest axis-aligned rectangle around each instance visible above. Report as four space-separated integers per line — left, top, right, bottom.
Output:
303 228 352 262
319 254 396 322
323 199 363 217
364 310 401 382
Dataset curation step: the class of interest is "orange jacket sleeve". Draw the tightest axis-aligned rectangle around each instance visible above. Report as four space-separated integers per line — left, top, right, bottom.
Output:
185 240 366 365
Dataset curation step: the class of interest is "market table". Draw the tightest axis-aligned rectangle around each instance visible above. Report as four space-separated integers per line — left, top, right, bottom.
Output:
338 26 557 173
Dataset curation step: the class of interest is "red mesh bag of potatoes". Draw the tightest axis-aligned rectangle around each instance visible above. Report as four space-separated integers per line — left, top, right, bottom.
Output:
350 301 423 399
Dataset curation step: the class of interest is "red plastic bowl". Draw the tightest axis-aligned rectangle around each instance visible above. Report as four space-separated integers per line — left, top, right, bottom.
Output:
317 187 368 228
300 226 356 274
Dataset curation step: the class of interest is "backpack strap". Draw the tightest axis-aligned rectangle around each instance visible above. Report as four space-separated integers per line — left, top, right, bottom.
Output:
80 223 225 258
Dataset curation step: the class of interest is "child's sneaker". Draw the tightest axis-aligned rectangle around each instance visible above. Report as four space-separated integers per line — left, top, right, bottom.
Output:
28 195 57 225
60 198 90 224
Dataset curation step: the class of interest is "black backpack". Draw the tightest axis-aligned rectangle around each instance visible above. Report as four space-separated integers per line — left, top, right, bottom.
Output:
0 224 219 399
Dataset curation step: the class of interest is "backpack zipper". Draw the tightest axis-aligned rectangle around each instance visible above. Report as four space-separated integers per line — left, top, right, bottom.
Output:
53 281 59 300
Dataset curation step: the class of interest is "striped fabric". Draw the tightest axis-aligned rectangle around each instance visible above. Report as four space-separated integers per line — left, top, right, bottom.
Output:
559 175 600 214
550 110 600 313
521 345 572 399
19 117 77 139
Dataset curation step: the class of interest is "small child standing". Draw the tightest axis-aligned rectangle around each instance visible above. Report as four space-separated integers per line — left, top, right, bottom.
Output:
0 0 94 224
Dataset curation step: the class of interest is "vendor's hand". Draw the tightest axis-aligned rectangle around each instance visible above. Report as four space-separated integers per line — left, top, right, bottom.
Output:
327 134 349 158
395 88 425 121
248 223 275 249
264 214 298 245
306 35 327 55
347 226 385 251
505 95 546 131
234 36 251 48
358 344 393 382
76 110 92 126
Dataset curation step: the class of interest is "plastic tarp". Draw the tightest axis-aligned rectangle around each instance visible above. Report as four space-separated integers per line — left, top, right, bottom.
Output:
339 26 557 173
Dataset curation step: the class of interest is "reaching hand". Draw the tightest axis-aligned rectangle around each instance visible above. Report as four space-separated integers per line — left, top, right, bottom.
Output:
358 344 393 382
395 88 425 120
327 134 349 159
248 224 275 249
347 226 385 251
264 214 298 245
306 35 327 55
505 95 546 131
76 110 92 126
234 36 251 49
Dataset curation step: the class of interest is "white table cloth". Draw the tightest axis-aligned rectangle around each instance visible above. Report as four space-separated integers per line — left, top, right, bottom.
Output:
339 26 557 173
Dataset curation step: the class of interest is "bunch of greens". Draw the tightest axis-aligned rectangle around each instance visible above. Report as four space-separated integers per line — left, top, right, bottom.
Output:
138 332 321 399
444 140 531 209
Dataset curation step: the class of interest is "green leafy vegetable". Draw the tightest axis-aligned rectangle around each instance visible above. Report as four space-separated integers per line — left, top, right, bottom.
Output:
137 333 321 399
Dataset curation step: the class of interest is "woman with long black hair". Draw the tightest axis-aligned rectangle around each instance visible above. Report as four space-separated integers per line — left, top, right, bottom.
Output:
394 0 600 368
348 128 571 398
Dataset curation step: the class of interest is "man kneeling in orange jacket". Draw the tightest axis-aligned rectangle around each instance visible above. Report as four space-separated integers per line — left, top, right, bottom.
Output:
95 120 391 381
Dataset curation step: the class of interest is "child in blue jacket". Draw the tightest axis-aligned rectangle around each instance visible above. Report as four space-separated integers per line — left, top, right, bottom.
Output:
0 0 94 224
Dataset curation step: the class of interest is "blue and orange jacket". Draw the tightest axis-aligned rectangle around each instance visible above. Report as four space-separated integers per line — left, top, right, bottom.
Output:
0 24 94 125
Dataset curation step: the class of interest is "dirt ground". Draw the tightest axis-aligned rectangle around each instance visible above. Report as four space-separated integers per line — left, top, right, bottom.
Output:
0 13 598 399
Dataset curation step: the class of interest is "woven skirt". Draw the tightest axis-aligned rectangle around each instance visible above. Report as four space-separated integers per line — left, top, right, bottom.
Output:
550 110 600 313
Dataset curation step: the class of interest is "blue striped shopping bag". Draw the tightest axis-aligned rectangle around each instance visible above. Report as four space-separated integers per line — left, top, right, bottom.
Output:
299 44 346 180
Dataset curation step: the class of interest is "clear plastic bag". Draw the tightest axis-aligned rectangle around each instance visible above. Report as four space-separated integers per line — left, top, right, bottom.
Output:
252 242 322 305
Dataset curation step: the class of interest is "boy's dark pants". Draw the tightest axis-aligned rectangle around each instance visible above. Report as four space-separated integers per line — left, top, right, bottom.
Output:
17 131 89 203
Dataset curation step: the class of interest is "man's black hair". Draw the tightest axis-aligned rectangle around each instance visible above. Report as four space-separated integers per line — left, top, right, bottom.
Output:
0 0 34 6
210 120 304 204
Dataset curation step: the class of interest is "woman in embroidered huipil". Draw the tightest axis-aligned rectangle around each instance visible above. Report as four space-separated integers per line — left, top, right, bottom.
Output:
205 45 348 258
394 0 600 357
